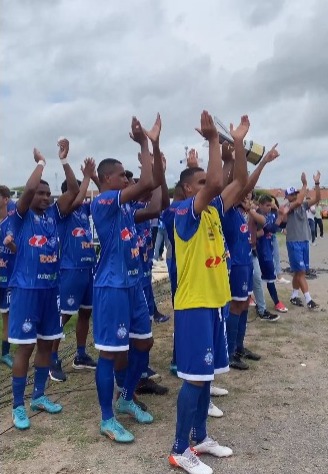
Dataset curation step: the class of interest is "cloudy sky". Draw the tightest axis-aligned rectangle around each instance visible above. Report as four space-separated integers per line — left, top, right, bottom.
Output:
1 0 327 193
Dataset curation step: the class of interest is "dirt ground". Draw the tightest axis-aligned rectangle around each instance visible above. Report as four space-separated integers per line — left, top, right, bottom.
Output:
1 235 328 474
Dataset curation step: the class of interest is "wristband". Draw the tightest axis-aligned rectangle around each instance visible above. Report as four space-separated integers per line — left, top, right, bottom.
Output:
37 161 46 168
315 182 320 186
60 158 68 166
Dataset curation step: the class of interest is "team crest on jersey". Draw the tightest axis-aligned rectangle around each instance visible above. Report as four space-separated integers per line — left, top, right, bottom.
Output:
34 215 40 223
80 212 88 221
204 349 213 366
121 227 133 241
240 224 248 233
29 235 48 247
208 227 215 240
117 324 128 339
22 319 32 333
72 227 86 237
67 296 75 307
47 217 54 224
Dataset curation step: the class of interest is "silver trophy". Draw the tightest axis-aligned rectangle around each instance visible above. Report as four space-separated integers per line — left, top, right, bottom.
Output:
213 116 265 165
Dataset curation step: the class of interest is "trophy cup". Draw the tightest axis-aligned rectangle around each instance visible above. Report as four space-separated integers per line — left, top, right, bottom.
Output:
213 117 265 165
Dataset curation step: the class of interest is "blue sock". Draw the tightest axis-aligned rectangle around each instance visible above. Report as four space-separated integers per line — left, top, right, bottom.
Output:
191 381 210 444
32 367 49 400
121 346 149 401
96 357 114 421
114 368 126 391
226 311 240 358
236 310 248 353
77 345 86 357
172 333 176 365
51 351 58 363
173 381 203 454
2 340 10 356
12 376 27 409
267 282 279 305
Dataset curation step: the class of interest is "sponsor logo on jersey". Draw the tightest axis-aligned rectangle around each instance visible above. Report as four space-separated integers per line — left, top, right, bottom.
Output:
0 258 7 268
29 235 48 247
39 253 58 264
72 227 86 237
205 256 222 268
240 224 248 233
121 227 133 241
130 247 140 258
98 198 114 205
176 207 188 216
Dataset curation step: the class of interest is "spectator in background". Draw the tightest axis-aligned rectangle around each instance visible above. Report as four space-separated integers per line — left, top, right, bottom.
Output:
306 197 316 245
271 197 290 284
314 203 324 238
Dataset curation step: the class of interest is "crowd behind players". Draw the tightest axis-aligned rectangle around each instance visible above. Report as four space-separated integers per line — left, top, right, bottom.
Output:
0 111 323 474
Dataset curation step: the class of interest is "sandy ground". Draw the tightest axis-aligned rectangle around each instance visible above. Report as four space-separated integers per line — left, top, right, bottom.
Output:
0 234 327 474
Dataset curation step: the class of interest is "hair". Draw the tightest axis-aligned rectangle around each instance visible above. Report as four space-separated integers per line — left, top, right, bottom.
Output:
179 167 204 185
173 182 185 201
125 170 133 180
97 158 122 183
0 185 11 199
61 179 82 194
39 179 50 187
258 194 272 205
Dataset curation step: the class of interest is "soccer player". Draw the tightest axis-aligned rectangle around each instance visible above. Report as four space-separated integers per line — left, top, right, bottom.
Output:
283 171 321 309
91 116 159 443
0 185 17 368
8 141 79 430
255 194 288 313
169 111 249 474
50 157 97 382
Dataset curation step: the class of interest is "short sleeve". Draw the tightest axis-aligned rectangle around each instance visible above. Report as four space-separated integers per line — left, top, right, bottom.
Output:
210 195 224 218
174 197 200 241
81 202 91 216
50 202 65 223
91 190 121 220
8 205 25 236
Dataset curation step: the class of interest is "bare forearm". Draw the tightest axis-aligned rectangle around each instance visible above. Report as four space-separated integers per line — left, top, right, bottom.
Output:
63 164 79 196
91 175 101 191
233 139 248 187
243 161 266 195
152 143 164 188
17 163 44 214
139 142 153 190
207 137 223 190
222 160 234 188
71 176 90 209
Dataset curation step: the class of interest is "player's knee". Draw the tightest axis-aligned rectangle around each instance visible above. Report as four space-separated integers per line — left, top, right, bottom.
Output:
17 343 35 358
133 337 153 352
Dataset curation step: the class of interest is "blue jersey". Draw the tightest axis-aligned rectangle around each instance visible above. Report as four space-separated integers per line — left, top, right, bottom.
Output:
9 204 62 289
0 216 16 288
161 201 181 276
91 190 140 288
58 202 96 270
257 212 276 261
221 206 252 266
134 202 154 287
7 200 16 215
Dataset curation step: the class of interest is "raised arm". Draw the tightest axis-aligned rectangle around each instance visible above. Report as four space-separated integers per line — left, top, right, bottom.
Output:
134 187 162 224
193 111 223 215
307 171 321 207
221 115 250 211
287 172 308 212
241 143 279 198
67 158 96 212
221 142 235 188
120 117 154 204
249 208 266 226
56 139 80 215
16 148 46 216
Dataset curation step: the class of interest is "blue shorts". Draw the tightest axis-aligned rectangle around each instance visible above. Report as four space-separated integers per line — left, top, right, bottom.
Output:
286 241 309 272
174 308 229 381
8 287 63 344
142 283 155 320
230 264 253 301
258 257 276 282
0 287 11 313
93 282 152 352
60 268 93 314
